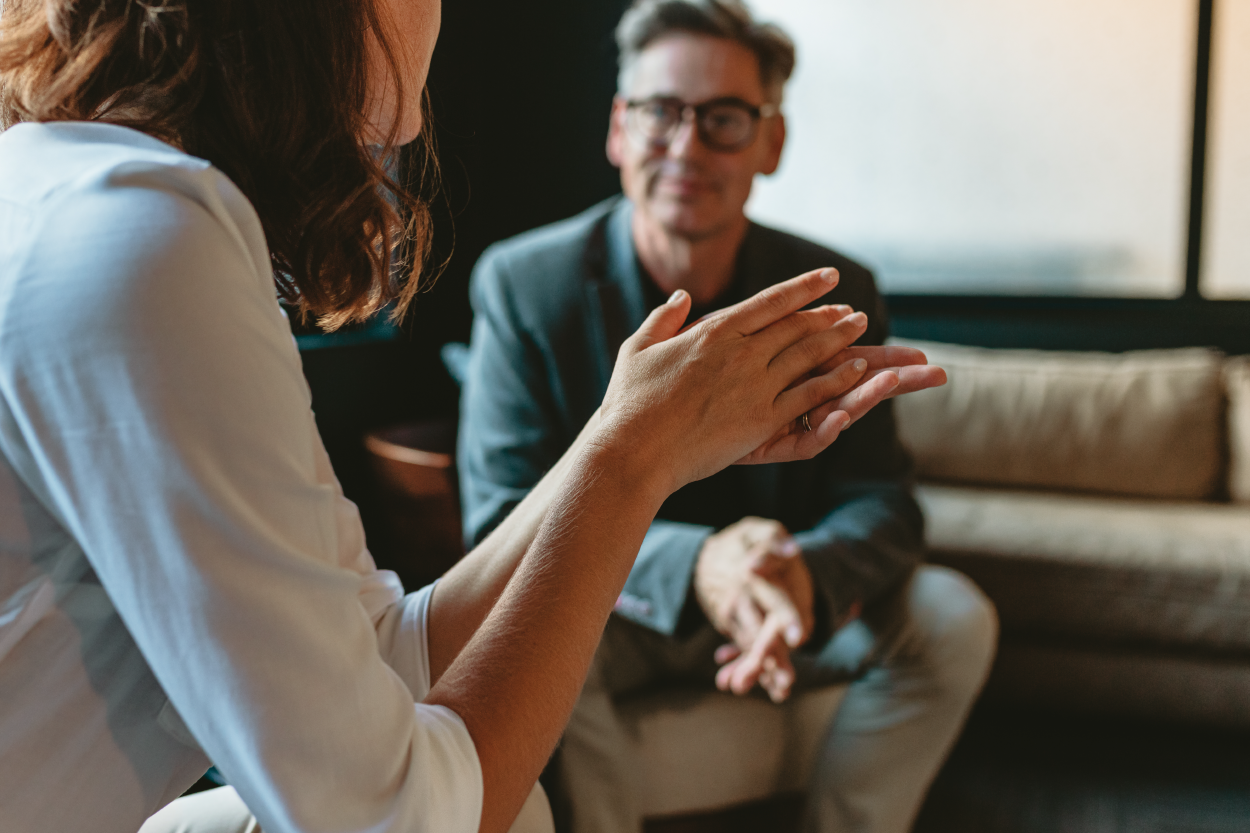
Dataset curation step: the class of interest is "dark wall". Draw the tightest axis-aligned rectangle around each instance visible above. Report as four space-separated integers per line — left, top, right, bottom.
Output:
889 296 1250 355
405 0 633 375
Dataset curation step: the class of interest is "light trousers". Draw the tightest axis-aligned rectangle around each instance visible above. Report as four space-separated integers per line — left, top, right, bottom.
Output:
139 781 555 833
559 564 998 833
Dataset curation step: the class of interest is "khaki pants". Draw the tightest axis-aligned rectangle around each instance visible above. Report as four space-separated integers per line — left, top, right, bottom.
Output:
140 781 555 833
560 565 998 833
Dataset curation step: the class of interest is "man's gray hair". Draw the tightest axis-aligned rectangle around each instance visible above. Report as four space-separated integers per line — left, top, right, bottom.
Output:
615 0 796 104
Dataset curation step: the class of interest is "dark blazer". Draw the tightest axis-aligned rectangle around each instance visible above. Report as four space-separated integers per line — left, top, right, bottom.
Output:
458 196 925 640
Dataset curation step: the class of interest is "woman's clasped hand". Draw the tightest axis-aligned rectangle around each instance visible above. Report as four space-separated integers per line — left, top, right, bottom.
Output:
596 266 947 493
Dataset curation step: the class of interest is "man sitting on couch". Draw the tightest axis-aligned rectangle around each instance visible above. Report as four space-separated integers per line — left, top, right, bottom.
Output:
457 2 998 831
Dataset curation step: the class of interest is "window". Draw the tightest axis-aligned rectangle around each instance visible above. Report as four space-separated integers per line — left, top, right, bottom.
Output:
746 0 1198 297
1201 0 1250 298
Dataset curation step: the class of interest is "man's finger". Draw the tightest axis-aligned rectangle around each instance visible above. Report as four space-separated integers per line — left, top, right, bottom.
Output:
812 345 929 377
725 612 791 696
847 365 945 398
881 364 947 399
749 573 807 647
776 358 896 425
750 542 814 644
833 370 904 423
799 365 945 433
727 592 764 649
759 651 796 703
748 577 802 632
749 549 791 579
716 623 794 703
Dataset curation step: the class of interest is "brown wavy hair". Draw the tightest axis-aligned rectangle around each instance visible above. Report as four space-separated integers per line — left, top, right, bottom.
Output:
0 0 438 329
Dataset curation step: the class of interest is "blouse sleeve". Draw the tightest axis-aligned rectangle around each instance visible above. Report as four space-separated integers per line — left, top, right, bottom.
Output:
0 158 481 833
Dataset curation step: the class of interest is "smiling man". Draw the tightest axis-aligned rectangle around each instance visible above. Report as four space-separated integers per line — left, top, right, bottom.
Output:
458 2 997 832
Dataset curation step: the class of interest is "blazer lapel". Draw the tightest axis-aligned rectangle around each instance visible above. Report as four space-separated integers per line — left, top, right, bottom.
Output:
735 223 777 302
583 198 647 402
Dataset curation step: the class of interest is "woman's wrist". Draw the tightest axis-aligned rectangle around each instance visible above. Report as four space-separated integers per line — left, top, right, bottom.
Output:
578 421 675 514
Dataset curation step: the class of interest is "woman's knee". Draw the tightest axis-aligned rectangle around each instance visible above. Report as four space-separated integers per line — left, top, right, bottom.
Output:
138 786 260 833
140 782 552 833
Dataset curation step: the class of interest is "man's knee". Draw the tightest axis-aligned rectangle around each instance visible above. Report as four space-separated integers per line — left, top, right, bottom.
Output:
904 565 999 693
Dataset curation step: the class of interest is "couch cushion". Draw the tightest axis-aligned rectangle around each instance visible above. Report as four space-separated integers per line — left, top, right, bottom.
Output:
1224 356 1250 503
891 340 1225 500
616 685 845 818
917 483 1250 654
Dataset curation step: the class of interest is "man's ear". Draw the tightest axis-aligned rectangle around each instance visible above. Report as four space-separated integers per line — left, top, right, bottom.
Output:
760 113 786 176
606 97 628 168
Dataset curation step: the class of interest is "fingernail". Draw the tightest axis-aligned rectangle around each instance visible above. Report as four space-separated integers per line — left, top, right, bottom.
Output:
821 268 838 284
837 412 851 430
853 358 867 373
780 539 800 556
668 289 686 305
786 624 803 645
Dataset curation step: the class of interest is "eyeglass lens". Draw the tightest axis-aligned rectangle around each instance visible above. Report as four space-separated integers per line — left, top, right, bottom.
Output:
629 99 760 151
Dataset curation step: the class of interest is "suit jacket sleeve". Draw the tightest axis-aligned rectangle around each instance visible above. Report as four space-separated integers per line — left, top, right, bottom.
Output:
457 248 570 547
792 290 926 640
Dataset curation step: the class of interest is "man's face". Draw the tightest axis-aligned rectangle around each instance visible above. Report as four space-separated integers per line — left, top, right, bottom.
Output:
608 34 785 241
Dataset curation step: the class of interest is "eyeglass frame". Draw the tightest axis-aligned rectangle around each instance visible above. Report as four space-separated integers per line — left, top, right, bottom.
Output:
621 95 780 153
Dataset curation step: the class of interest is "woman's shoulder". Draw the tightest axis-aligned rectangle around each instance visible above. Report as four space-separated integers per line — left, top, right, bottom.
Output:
0 122 281 364
2 122 207 216
0 122 270 285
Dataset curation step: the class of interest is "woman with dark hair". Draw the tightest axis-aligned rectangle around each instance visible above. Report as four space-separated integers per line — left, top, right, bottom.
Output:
0 0 943 831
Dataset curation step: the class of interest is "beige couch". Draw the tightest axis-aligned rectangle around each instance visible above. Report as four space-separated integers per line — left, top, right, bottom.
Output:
893 339 1250 727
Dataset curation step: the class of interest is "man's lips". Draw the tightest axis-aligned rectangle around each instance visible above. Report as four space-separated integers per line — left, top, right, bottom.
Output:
655 176 714 197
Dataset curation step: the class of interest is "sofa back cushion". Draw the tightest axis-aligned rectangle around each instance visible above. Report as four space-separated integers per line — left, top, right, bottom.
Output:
890 339 1226 499
1224 357 1250 502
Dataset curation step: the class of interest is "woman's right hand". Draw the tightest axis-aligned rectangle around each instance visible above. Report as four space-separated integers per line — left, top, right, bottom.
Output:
593 267 924 498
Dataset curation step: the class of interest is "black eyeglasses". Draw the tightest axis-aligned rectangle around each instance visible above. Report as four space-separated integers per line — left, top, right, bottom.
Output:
623 96 779 153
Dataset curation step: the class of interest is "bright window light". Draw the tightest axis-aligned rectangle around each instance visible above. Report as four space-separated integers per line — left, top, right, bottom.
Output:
746 0 1196 296
1201 0 1250 298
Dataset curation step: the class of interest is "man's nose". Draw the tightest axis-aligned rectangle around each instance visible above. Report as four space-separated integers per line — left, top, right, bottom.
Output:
666 109 704 159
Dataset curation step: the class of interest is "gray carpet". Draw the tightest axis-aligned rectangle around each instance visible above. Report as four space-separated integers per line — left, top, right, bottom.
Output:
644 704 1250 833
913 705 1250 833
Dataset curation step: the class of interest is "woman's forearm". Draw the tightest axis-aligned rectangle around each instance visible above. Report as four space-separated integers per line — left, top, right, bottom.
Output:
425 438 667 833
425 409 603 683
